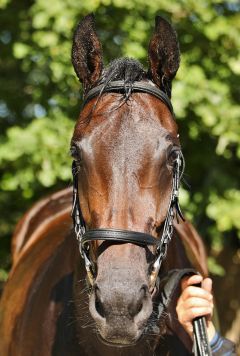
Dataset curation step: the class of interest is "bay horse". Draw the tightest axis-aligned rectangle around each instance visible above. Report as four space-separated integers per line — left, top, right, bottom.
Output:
0 15 208 355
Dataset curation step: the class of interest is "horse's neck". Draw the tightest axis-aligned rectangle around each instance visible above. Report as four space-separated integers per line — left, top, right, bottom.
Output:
161 230 192 273
162 222 208 276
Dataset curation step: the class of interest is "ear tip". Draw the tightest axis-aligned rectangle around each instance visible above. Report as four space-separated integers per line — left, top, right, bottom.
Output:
84 13 95 22
155 15 162 23
155 15 171 29
76 13 95 29
73 13 97 44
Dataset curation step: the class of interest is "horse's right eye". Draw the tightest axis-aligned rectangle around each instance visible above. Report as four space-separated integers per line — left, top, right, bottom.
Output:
70 145 79 160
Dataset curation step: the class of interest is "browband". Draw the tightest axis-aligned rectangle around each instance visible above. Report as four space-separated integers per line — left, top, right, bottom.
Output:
82 80 174 115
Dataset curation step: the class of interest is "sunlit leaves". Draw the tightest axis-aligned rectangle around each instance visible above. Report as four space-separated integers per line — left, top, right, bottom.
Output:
0 0 9 9
13 43 31 59
207 257 225 276
0 114 73 195
207 190 240 235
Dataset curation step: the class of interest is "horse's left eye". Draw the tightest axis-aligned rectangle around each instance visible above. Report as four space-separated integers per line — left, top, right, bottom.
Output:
168 147 180 165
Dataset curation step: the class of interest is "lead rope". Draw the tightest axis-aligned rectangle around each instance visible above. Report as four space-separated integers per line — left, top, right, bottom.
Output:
193 316 212 356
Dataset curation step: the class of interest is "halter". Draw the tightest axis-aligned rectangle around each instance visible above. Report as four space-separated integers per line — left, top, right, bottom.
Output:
71 80 185 288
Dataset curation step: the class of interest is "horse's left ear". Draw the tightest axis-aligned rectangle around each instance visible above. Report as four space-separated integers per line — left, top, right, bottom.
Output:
72 14 103 92
148 16 180 97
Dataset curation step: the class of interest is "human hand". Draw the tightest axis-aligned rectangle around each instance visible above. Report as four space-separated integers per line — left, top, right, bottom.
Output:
176 274 216 342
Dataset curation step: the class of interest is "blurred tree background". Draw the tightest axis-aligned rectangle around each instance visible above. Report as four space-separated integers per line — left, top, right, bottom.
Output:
0 0 239 344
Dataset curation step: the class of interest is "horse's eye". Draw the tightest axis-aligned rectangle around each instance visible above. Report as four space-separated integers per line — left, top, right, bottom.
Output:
168 147 181 165
70 145 81 161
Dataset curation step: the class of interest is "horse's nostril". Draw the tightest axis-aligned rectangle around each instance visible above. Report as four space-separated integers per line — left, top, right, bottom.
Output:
137 302 143 314
94 287 105 318
140 284 148 297
128 284 149 318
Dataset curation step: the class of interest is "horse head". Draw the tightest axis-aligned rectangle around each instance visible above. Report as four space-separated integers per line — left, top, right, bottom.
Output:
71 14 182 345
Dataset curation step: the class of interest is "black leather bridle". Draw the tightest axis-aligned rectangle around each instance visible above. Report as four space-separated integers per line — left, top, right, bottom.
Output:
71 80 185 288
72 150 184 287
71 80 212 356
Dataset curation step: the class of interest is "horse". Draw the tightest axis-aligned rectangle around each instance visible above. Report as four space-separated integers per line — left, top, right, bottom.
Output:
0 14 209 356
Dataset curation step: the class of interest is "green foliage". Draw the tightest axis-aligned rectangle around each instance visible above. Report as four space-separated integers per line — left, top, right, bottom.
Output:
0 269 8 282
0 113 72 193
0 0 239 279
207 257 226 276
207 190 240 235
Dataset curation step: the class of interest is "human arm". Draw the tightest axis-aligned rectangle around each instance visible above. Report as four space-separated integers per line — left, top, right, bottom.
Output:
176 274 236 355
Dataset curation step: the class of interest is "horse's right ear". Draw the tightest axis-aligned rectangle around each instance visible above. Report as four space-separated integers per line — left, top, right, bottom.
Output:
72 14 103 92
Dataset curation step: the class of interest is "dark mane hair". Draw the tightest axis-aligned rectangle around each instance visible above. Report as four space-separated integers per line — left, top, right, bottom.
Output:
98 57 148 99
101 57 147 84
81 58 148 124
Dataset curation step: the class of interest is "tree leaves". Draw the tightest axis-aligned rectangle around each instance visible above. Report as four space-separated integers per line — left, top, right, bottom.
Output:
0 114 73 193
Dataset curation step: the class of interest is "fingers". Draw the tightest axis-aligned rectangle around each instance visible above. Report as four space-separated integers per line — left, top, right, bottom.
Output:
181 275 213 299
181 285 213 302
177 274 215 338
181 274 203 290
183 297 213 309
176 295 214 329
180 306 213 322
202 278 212 293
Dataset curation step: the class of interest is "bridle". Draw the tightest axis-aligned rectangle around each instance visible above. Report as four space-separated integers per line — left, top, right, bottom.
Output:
71 80 212 356
71 80 185 290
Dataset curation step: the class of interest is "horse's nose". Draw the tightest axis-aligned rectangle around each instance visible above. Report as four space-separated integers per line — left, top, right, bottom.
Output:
89 282 152 336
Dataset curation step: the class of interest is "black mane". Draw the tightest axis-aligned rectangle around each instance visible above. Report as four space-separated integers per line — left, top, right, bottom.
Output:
97 57 148 99
81 58 149 118
101 57 147 84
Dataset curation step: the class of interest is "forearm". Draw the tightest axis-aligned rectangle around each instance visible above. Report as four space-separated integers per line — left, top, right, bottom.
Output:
206 322 236 355
210 332 236 355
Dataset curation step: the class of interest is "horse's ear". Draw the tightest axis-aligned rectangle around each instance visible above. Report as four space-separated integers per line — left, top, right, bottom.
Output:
148 16 180 97
72 14 103 92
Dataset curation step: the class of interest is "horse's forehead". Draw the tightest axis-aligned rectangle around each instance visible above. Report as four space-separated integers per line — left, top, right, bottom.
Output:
79 115 172 166
74 94 178 146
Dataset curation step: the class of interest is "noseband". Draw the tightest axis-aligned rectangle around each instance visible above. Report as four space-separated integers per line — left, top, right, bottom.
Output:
71 80 185 289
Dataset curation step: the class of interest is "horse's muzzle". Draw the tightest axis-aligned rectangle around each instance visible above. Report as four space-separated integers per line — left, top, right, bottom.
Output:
89 281 153 345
